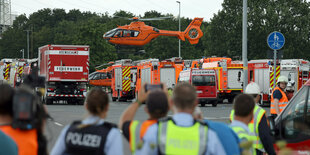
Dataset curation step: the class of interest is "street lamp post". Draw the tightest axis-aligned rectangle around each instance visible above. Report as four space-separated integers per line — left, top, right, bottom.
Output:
242 0 248 90
176 1 181 58
20 49 24 59
24 30 31 59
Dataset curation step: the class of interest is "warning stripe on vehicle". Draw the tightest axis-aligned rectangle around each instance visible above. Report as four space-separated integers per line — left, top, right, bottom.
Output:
270 66 280 88
122 66 131 91
47 94 85 97
4 64 10 80
18 66 24 75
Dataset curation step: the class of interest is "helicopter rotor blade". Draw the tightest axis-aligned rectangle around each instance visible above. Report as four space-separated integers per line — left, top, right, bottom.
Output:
95 63 113 69
113 16 133 20
139 16 173 21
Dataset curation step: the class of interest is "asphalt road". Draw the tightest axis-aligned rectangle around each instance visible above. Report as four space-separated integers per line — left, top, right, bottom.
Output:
45 101 271 152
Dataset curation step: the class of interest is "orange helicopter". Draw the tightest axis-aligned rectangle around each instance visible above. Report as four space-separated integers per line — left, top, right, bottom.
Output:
103 17 204 46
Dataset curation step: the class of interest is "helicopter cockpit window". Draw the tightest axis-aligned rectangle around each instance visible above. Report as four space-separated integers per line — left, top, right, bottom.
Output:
130 30 140 37
104 28 118 37
123 30 131 37
114 30 122 37
133 31 139 37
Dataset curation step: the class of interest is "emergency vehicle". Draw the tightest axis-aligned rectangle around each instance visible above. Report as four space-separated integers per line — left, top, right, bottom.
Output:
269 79 310 154
280 59 310 92
135 59 160 94
0 58 30 87
39 45 89 105
159 57 184 88
248 59 281 105
135 58 184 95
0 59 14 85
111 59 135 102
202 60 244 103
183 59 200 69
178 68 218 107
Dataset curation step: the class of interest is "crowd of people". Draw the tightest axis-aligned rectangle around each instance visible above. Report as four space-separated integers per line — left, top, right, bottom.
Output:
0 75 291 155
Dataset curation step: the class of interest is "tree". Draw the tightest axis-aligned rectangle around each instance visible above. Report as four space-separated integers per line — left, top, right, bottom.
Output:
206 0 310 60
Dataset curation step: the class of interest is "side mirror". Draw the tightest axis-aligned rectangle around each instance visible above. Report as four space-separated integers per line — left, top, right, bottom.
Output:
291 81 295 86
268 116 277 136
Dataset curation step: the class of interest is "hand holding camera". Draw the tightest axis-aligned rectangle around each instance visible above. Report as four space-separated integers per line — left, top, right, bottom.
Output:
137 83 164 104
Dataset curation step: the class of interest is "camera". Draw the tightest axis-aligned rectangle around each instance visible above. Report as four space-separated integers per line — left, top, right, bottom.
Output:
12 87 40 130
12 65 47 130
145 84 163 92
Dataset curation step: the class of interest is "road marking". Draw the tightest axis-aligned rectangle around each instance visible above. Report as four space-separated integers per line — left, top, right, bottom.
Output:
204 117 230 120
54 122 64 126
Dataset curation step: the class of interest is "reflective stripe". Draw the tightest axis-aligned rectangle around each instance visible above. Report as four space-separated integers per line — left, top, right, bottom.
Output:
134 122 143 151
235 130 248 135
230 105 265 151
231 126 255 155
251 106 265 150
158 120 167 154
198 124 208 155
129 121 143 154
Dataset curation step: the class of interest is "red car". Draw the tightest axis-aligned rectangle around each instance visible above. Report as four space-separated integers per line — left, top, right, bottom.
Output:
269 79 310 154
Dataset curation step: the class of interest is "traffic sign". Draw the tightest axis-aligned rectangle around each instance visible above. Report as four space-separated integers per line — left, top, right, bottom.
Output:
267 31 285 50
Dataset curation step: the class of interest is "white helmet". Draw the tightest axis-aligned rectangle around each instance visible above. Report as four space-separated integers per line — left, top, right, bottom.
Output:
245 82 261 95
277 76 288 84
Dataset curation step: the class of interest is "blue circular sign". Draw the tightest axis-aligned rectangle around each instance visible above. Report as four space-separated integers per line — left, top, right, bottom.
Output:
267 31 285 50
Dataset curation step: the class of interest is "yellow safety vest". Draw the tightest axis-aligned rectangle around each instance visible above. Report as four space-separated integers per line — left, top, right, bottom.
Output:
157 119 208 155
129 120 157 154
230 105 266 151
231 125 255 155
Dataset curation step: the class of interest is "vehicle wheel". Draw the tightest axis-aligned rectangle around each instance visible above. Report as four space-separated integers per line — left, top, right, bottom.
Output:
78 100 84 105
217 98 224 104
119 98 127 102
46 99 53 105
112 97 117 102
228 97 234 103
212 101 218 107
200 101 206 107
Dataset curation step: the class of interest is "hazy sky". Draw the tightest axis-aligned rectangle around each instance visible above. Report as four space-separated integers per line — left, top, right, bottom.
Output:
11 0 224 21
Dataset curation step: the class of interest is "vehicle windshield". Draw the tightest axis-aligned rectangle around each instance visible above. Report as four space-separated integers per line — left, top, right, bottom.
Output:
192 75 215 86
279 85 310 138
178 71 190 82
103 28 118 37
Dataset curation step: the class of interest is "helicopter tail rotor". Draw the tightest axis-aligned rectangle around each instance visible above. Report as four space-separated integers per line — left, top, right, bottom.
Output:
184 18 203 44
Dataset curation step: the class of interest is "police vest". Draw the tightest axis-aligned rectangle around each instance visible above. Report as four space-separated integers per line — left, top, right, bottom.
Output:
271 87 288 114
157 117 209 155
230 105 265 151
129 120 157 154
64 121 117 155
230 125 255 155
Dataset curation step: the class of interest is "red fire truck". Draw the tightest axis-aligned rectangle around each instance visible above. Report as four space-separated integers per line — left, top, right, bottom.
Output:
248 59 281 106
202 60 244 103
38 45 89 105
